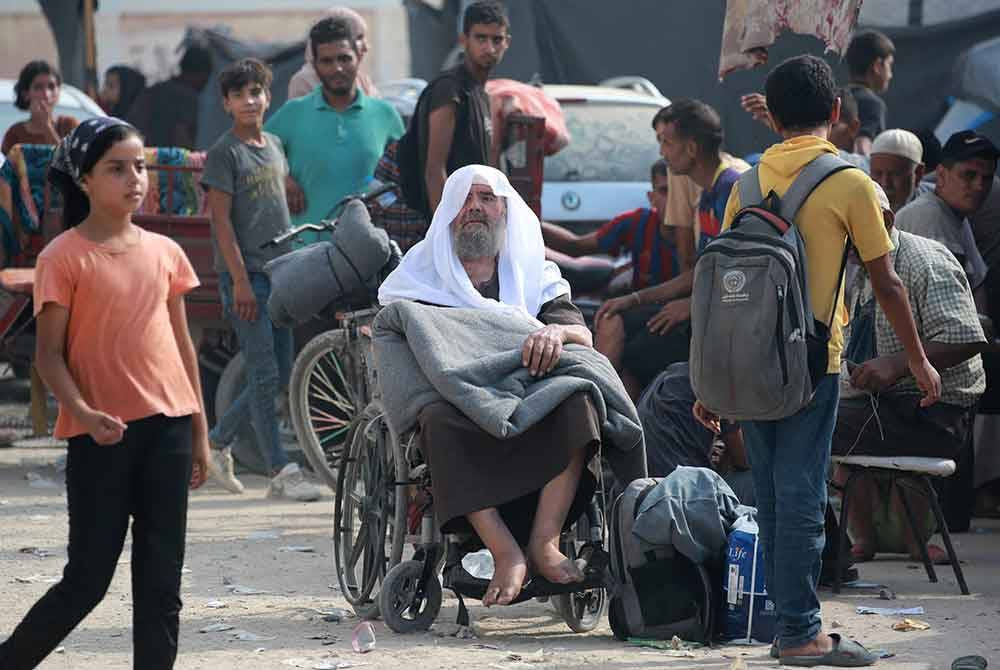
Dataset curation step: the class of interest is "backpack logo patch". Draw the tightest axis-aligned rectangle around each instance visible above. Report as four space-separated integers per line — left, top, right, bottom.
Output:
722 270 749 304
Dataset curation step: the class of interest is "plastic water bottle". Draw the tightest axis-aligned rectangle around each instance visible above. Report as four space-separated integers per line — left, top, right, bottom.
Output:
461 549 496 580
351 621 376 653
721 511 777 644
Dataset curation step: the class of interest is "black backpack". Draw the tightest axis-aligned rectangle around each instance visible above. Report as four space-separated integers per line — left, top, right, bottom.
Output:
608 477 721 643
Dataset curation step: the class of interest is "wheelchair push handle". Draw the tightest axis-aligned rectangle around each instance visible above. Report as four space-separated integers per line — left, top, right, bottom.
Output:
261 182 399 249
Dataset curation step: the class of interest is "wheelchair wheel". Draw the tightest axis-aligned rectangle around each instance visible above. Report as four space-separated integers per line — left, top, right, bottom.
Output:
379 560 442 634
290 329 359 490
333 403 406 618
555 529 607 633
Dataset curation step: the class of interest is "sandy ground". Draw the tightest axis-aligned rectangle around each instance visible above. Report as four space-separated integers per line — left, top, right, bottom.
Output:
1 377 998 670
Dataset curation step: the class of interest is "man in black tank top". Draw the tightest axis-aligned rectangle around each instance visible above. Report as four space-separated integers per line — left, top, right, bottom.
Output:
418 1 510 214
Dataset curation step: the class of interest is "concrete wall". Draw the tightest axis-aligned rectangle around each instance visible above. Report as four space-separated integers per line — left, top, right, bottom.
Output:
0 4 409 88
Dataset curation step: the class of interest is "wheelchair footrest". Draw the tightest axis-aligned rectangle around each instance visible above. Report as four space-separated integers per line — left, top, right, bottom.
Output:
442 546 611 606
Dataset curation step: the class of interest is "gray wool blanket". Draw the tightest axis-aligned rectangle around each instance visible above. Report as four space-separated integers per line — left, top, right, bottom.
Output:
372 301 645 461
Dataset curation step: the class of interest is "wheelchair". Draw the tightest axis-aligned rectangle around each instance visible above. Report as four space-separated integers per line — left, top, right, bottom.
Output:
333 397 613 634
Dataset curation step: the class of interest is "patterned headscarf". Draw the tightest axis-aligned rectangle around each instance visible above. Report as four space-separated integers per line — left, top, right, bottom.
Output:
49 116 135 186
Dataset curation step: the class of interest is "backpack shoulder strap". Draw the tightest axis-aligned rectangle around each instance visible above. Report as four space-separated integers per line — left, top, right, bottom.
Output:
737 165 763 207
779 153 854 222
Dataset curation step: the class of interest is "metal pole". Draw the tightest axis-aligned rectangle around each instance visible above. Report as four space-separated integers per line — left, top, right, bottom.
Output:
82 0 98 99
908 0 924 26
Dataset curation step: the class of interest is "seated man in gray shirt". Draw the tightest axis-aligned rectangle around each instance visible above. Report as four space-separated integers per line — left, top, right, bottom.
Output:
834 182 987 563
895 130 998 311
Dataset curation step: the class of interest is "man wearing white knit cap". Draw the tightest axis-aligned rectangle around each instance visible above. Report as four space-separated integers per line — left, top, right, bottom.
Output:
870 128 924 213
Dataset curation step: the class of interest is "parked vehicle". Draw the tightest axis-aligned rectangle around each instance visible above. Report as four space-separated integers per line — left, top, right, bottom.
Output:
0 80 103 140
541 80 669 235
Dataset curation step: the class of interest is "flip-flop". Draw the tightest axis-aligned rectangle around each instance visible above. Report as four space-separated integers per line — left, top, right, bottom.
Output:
780 634 877 667
952 656 987 670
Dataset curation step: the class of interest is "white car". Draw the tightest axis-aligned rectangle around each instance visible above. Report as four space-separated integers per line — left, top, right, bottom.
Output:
542 80 669 232
0 79 104 140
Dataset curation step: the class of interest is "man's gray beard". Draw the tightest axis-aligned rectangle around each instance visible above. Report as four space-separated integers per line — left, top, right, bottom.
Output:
453 221 505 260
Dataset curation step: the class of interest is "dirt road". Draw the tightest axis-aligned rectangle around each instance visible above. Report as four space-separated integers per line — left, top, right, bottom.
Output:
1 385 997 669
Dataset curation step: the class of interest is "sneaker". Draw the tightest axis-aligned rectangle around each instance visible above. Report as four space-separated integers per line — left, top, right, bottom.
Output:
207 446 245 494
267 463 322 502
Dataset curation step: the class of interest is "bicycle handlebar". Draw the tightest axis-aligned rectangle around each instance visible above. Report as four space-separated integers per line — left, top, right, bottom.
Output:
262 182 398 249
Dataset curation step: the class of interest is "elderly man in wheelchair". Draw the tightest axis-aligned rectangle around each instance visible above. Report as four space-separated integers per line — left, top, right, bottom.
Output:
373 165 646 619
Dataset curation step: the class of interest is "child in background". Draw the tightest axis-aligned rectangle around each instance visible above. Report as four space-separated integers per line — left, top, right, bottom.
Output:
0 117 209 669
201 58 321 501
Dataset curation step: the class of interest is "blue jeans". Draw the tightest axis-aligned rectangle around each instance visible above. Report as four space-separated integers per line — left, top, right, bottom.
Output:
741 374 839 650
210 272 294 473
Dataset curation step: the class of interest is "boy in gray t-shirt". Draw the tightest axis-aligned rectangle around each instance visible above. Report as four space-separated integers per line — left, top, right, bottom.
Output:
200 58 321 502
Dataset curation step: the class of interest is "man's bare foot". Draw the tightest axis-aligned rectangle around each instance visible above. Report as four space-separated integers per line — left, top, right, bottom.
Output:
781 634 834 658
909 542 948 564
527 540 586 585
482 547 528 607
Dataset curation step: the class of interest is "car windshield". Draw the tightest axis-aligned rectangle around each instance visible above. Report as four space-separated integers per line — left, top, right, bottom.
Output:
545 102 662 182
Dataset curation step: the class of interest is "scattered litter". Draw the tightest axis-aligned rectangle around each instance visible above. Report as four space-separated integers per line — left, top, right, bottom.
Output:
306 632 334 641
205 600 227 609
284 658 366 669
473 644 502 651
878 588 896 600
28 515 53 522
892 618 931 632
18 547 53 559
55 647 65 654
199 623 235 633
872 649 896 659
280 545 316 553
503 650 546 663
0 500 8 505
830 620 843 628
352 621 376 653
315 607 351 623
181 567 192 574
626 637 701 654
232 629 276 641
25 472 61 489
432 623 477 639
227 584 270 595
462 549 495 579
857 606 925 616
13 573 59 584
248 530 281 540
841 580 886 589
255 648 267 653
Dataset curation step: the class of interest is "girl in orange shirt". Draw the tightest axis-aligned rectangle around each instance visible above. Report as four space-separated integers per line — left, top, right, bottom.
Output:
0 117 210 670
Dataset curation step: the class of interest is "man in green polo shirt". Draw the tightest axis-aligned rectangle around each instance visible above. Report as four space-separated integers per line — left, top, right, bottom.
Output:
265 16 404 240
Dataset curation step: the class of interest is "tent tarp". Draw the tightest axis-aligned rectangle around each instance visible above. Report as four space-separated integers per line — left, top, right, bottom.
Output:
408 0 1000 157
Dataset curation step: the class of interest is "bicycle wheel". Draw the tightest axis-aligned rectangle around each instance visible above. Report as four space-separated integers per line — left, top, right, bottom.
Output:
333 403 406 618
289 330 359 490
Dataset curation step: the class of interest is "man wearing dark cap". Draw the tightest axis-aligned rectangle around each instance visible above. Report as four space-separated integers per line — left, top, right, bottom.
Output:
895 130 998 308
126 45 214 149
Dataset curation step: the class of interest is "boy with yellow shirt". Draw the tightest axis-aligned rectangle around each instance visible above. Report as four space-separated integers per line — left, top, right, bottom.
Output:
694 55 940 666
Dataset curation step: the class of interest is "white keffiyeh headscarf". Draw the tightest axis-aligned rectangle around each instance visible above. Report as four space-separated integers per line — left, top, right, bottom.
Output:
377 165 570 320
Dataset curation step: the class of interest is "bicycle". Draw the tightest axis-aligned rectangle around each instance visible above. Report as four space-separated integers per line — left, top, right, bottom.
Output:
264 185 405 617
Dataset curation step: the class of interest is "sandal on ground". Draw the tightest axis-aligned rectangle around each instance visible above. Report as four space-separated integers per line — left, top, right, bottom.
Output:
780 634 877 667
951 656 987 670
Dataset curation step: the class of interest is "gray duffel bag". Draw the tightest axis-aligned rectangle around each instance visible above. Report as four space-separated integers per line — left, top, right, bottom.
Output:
265 199 392 328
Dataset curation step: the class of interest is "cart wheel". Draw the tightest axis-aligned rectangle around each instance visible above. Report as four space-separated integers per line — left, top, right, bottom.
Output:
289 329 359 490
333 404 405 619
379 560 442 634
